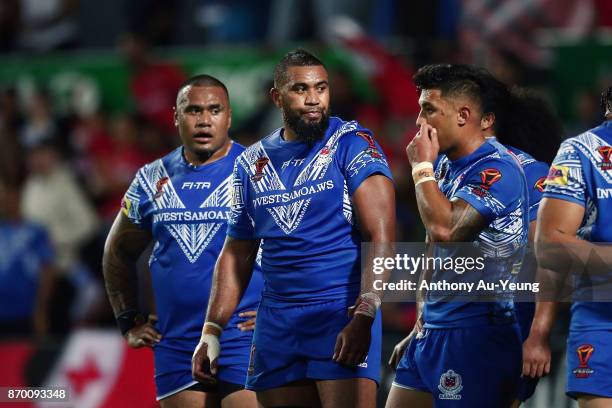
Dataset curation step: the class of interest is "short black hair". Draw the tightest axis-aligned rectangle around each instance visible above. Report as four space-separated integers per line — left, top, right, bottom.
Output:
601 85 612 116
413 64 488 112
443 66 564 163
273 49 325 88
177 74 229 103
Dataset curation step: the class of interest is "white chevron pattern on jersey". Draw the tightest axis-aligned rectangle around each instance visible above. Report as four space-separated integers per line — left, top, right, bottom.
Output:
266 198 313 235
571 132 612 183
166 222 223 263
479 206 525 257
138 160 185 209
238 143 285 194
347 149 388 178
166 177 233 263
238 123 360 235
342 180 353 225
138 161 230 263
201 175 233 208
294 121 358 185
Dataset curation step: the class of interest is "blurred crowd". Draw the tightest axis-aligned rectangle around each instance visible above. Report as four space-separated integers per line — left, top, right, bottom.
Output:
0 5 611 402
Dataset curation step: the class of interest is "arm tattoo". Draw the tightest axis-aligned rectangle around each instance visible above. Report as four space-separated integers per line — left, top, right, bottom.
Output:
449 199 488 242
103 214 152 316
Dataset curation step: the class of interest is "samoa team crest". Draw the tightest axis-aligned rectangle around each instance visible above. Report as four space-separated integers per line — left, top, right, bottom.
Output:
438 369 463 400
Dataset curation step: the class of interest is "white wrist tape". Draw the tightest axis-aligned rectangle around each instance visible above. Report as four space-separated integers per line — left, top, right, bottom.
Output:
414 176 436 187
411 162 434 177
204 321 223 333
195 333 220 363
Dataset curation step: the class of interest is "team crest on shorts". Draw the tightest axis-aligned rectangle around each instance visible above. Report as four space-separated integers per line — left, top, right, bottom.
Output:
438 369 463 400
357 355 368 368
573 344 595 378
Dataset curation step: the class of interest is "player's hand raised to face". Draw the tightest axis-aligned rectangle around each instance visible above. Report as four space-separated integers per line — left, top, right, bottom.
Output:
333 314 373 367
388 316 423 370
125 314 162 348
406 120 440 166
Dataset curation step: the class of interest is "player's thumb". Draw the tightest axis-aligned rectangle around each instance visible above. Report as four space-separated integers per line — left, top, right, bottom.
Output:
210 357 219 375
430 127 439 151
333 334 343 360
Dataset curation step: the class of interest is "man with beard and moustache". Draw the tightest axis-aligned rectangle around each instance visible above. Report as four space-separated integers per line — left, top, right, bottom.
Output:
192 49 396 407
104 75 263 408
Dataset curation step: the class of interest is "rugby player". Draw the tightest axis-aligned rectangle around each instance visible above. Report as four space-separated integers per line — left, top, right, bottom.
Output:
477 73 563 406
103 75 263 408
534 85 612 407
192 49 396 408
387 64 529 407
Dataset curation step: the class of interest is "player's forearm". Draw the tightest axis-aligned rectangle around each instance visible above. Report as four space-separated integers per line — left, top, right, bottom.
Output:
359 227 396 301
414 183 455 242
103 245 140 315
102 213 151 316
536 230 612 276
352 175 396 315
529 301 557 338
205 238 257 327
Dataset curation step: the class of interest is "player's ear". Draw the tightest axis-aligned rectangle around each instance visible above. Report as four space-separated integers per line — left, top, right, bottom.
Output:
227 108 232 130
270 88 282 109
481 112 495 131
457 106 470 127
173 106 179 127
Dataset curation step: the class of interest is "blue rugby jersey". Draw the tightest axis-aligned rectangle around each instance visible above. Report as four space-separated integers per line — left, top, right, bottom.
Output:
543 121 612 331
426 139 530 328
0 222 54 320
503 145 549 224
122 142 264 340
226 116 393 304
496 140 550 309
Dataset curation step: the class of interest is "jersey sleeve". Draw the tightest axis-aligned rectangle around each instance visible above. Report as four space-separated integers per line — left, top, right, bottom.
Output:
338 130 393 196
226 161 256 240
524 161 550 222
121 168 153 229
542 140 586 207
452 159 524 223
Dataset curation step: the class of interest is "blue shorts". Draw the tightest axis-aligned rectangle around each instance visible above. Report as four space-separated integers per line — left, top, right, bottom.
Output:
154 323 253 400
566 330 612 399
393 324 522 407
246 298 381 391
515 302 539 402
